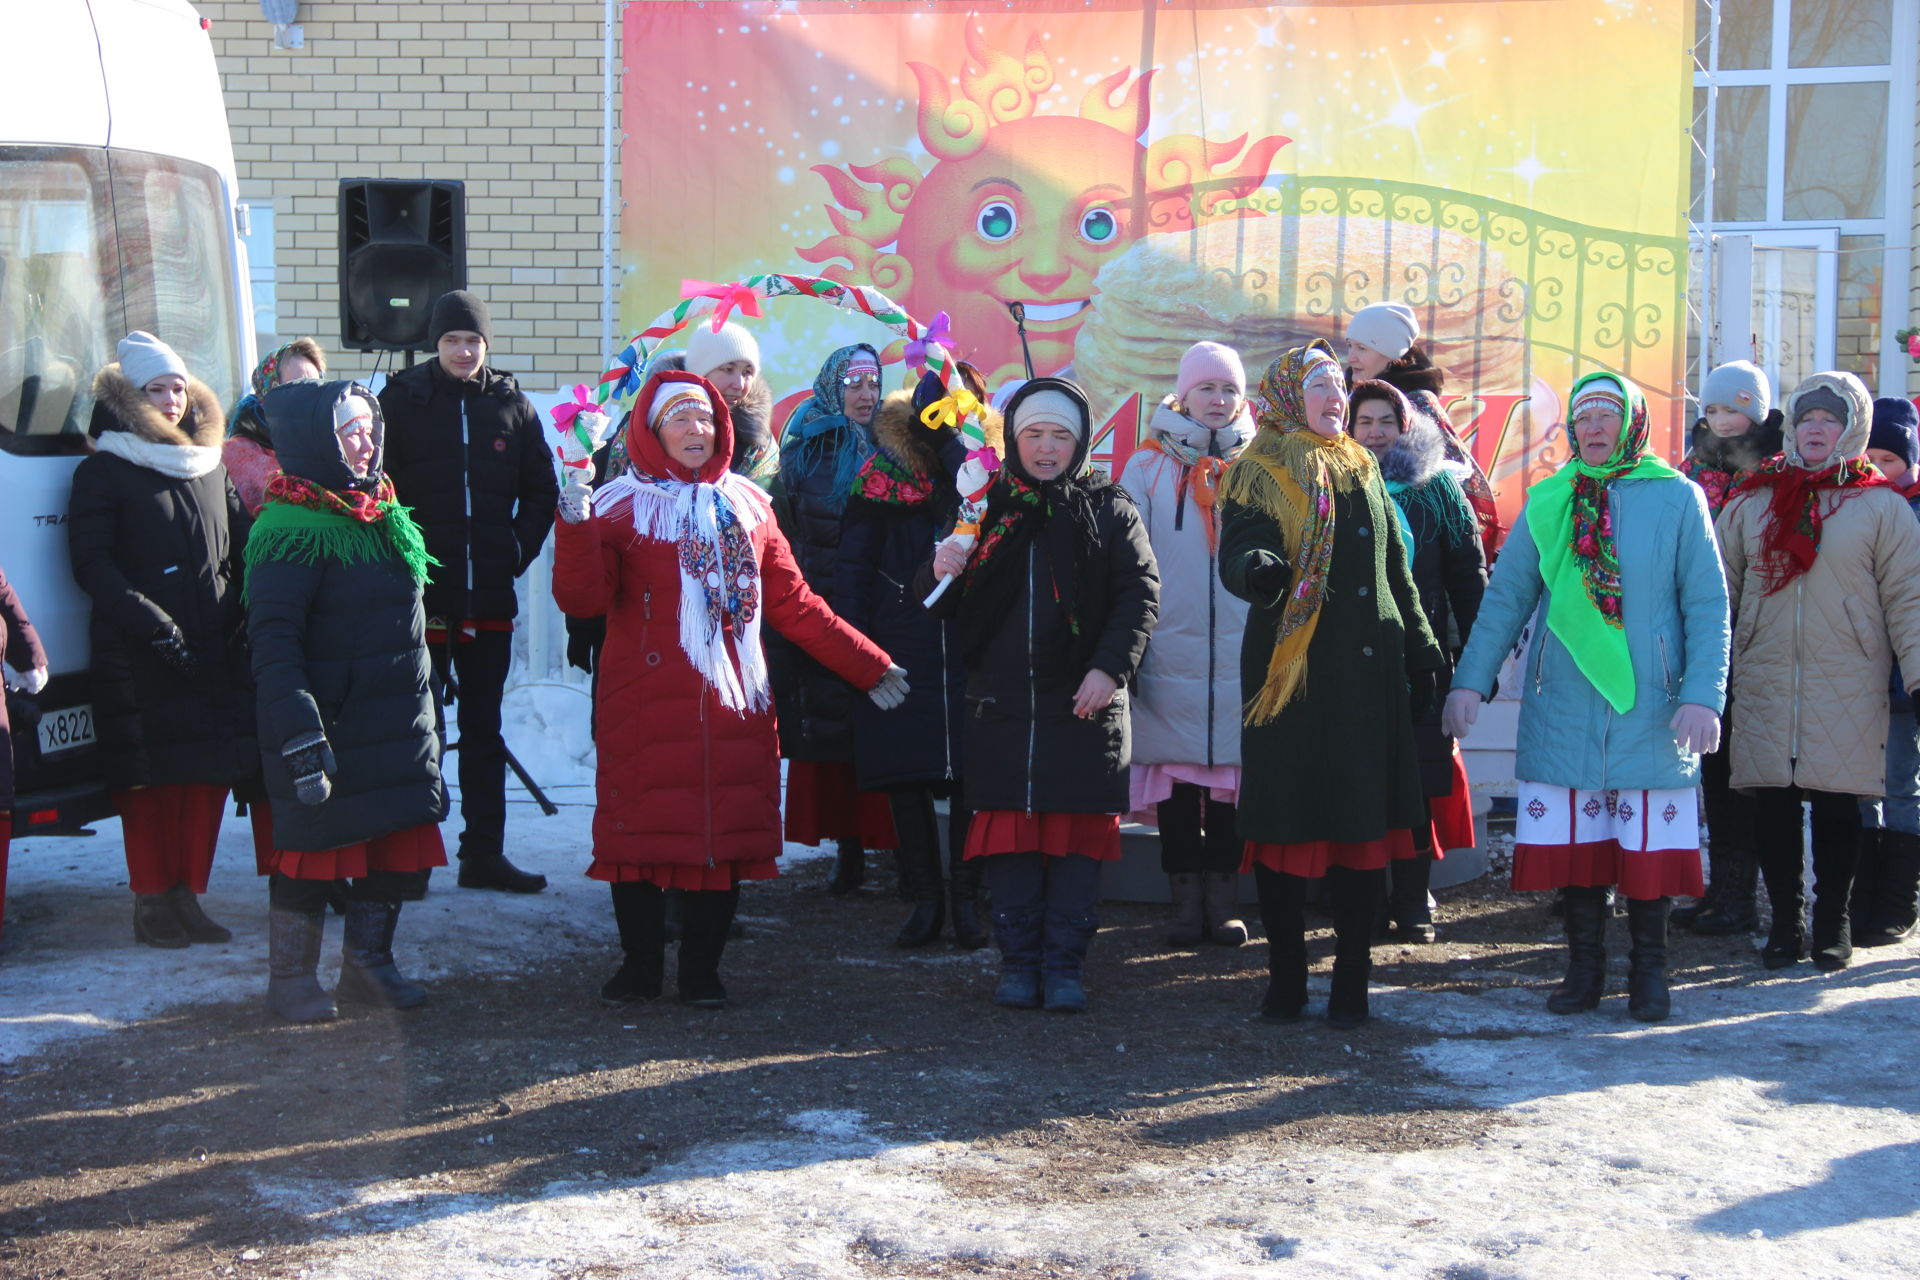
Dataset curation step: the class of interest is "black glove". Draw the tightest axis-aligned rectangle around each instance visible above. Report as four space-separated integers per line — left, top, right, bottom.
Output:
1245 551 1292 599
150 624 196 677
566 632 598 674
1407 667 1441 723
282 731 337 807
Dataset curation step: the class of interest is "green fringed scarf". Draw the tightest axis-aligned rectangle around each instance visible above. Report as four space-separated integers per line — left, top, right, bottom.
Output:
244 473 436 602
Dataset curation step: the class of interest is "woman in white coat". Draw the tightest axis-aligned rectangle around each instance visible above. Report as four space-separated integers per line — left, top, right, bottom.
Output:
1121 342 1254 948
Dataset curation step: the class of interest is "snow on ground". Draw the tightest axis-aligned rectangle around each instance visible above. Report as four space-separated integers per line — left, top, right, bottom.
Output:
6 678 1920 1276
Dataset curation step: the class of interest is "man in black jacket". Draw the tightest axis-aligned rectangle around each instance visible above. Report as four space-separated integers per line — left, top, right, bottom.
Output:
379 291 558 892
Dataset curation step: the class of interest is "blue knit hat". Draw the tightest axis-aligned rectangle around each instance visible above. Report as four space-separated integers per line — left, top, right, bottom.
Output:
1869 397 1920 470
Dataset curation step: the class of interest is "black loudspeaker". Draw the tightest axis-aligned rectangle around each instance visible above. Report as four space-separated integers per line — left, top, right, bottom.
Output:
338 179 467 351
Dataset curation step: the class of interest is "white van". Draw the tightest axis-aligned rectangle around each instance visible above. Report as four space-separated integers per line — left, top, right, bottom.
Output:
1 0 252 832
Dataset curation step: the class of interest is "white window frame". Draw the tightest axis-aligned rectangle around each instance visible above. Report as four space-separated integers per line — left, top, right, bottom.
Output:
1692 0 1919 396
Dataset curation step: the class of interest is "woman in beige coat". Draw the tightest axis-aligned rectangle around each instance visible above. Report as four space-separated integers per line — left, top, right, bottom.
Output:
1718 371 1920 971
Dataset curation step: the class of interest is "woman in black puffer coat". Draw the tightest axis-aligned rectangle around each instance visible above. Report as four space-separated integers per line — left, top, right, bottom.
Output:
771 343 896 892
919 378 1159 1013
69 331 257 951
834 365 1002 949
246 380 447 1022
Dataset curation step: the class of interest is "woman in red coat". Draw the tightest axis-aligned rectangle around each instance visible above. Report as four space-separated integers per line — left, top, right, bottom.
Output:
552 370 903 1009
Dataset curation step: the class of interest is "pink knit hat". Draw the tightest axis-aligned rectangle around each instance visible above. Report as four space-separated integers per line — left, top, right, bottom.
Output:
1176 341 1246 401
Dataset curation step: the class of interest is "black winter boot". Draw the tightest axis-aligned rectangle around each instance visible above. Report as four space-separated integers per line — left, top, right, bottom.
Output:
677 887 738 1008
1625 897 1672 1022
457 849 547 894
1388 852 1437 943
1326 867 1381 1029
1810 833 1858 972
1690 851 1760 935
336 900 426 1009
166 884 232 943
948 839 989 950
890 794 945 947
602 882 666 1003
266 909 336 1023
1547 886 1608 1013
1758 847 1807 969
1165 874 1206 947
1858 829 1920 946
1254 867 1308 1022
133 894 189 949
827 839 866 896
1203 873 1250 947
1671 850 1722 929
991 906 1043 1008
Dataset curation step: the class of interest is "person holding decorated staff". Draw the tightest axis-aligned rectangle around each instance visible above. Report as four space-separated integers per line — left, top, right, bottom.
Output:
1347 377 1487 943
1119 341 1254 950
1670 360 1781 938
920 378 1159 1014
68 330 257 950
1219 341 1443 1030
246 382 447 1022
552 370 904 1009
771 343 898 894
1716 371 1920 972
834 362 1000 950
1446 372 1728 1022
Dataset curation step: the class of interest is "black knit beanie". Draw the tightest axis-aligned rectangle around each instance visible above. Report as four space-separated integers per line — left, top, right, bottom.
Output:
429 290 493 345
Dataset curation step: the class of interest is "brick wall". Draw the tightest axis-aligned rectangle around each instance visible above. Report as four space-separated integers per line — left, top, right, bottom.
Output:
204 0 616 392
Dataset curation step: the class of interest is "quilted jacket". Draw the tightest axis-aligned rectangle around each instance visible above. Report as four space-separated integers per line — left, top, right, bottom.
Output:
1718 372 1920 796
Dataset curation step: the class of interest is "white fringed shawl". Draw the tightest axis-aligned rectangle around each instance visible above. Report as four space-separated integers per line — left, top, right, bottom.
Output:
596 469 774 714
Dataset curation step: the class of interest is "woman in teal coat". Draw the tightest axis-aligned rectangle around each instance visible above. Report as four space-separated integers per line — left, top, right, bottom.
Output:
1445 372 1729 1022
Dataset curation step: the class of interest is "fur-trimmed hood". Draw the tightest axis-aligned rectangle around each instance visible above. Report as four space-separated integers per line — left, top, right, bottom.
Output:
869 386 1005 479
1685 408 1784 476
89 363 225 449
1377 416 1452 488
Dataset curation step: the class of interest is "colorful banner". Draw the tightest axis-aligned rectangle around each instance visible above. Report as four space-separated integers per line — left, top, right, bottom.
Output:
620 1 1693 523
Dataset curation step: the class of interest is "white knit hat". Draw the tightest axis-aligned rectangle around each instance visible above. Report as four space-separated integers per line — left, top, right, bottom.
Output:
1702 360 1771 426
1345 303 1419 361
118 330 187 388
683 322 759 379
1013 388 1085 440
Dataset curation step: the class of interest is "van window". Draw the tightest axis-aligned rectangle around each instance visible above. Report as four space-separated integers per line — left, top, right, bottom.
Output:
0 149 115 454
0 145 243 456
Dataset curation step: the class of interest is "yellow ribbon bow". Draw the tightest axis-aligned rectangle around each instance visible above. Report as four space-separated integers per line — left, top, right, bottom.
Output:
918 387 983 433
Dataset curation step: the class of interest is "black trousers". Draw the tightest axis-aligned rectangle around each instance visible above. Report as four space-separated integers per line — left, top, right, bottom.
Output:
430 627 513 857
1156 783 1242 875
270 870 414 911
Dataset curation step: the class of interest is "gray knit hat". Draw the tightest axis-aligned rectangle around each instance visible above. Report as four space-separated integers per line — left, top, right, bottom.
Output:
117 330 187 388
1702 360 1770 426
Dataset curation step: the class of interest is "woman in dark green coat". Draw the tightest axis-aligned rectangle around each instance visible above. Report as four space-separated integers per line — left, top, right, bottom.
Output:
1219 341 1444 1029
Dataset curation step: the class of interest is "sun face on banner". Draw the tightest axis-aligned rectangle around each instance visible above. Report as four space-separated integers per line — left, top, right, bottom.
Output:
798 23 1289 387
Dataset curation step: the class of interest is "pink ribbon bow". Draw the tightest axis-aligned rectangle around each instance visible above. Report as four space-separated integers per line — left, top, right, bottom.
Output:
551 383 595 433
904 311 955 372
681 279 766 332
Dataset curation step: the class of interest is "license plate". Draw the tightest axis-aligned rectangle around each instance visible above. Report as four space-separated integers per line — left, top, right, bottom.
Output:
37 704 95 756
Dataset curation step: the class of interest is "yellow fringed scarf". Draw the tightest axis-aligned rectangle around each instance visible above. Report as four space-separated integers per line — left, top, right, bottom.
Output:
1219 341 1379 725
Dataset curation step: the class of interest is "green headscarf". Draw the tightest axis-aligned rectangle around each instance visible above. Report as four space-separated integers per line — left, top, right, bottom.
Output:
1524 371 1681 714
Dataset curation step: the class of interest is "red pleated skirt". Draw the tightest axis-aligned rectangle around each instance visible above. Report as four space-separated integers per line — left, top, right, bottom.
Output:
963 810 1122 861
1429 746 1476 854
268 823 449 881
586 857 779 890
1242 828 1418 878
783 760 899 849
